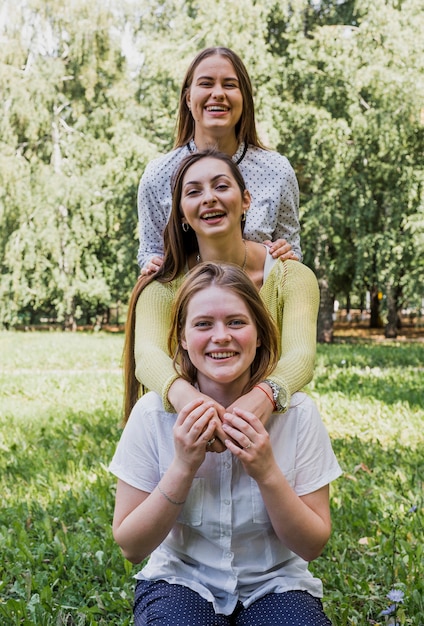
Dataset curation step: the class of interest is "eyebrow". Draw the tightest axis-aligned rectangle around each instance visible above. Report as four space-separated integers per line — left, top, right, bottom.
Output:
190 312 251 322
195 75 239 83
183 174 232 187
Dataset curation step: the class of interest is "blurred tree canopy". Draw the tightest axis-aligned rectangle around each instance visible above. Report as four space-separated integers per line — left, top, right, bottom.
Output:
1 0 423 338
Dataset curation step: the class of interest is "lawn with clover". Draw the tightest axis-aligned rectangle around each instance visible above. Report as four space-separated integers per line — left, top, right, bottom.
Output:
0 331 422 625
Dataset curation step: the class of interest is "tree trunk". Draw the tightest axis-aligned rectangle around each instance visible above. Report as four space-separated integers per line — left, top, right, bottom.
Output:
369 284 382 328
385 284 402 338
317 277 334 343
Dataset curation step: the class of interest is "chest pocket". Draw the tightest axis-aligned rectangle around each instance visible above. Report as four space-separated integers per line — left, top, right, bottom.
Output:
250 470 296 524
177 477 204 527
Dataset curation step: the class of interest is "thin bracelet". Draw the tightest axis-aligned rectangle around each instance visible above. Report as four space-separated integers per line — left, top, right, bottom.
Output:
157 483 186 506
254 384 276 409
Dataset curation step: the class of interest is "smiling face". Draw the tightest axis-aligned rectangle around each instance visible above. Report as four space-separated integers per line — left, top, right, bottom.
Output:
186 55 243 143
181 285 260 397
180 157 250 240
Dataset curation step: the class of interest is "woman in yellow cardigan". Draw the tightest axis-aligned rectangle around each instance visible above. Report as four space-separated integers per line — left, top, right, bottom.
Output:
123 150 319 449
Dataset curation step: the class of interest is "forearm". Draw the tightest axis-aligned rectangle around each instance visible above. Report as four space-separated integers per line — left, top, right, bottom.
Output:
259 472 330 561
113 464 195 564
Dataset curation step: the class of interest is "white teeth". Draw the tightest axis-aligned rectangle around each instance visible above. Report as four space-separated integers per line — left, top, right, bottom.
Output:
208 352 236 359
202 211 224 219
206 106 228 111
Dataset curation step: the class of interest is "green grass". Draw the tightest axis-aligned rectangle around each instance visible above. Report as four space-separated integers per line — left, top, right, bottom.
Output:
0 331 423 625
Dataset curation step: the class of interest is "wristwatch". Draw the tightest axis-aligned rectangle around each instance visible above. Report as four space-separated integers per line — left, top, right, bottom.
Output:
263 380 288 412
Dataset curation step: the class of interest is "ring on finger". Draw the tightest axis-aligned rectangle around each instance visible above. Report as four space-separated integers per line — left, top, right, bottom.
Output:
244 441 252 450
206 437 216 447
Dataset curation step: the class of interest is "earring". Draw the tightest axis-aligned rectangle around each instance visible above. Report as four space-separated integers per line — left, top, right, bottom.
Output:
182 223 190 232
241 211 246 222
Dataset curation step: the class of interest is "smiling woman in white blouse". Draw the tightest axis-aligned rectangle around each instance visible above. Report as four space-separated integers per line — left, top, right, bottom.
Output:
137 46 301 273
110 263 341 626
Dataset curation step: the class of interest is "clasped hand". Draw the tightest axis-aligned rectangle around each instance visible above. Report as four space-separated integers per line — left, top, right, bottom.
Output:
173 398 275 481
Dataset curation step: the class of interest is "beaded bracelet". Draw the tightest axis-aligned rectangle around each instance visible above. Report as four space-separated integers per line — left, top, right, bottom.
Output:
157 483 186 506
254 384 276 410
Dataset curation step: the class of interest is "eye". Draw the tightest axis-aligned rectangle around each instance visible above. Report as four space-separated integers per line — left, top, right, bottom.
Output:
185 188 201 197
194 321 212 328
225 82 238 89
228 319 246 327
215 183 229 191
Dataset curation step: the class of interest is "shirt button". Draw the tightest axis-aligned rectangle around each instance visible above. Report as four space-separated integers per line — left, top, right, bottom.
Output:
224 462 231 469
224 499 230 505
225 552 233 559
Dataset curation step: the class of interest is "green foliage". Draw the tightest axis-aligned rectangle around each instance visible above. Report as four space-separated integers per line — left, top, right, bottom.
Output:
0 331 423 624
0 0 423 332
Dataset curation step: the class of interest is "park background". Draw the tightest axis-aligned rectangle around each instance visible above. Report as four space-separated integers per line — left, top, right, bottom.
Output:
0 0 423 624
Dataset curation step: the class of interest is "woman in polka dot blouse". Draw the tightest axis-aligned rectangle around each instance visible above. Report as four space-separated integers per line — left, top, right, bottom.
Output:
137 46 302 273
110 263 341 625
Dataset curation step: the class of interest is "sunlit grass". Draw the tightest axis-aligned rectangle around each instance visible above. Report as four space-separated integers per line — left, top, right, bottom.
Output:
0 331 423 625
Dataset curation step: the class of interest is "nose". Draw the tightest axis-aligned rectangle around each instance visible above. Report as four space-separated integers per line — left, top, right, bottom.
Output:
211 82 225 100
202 186 217 205
212 323 231 343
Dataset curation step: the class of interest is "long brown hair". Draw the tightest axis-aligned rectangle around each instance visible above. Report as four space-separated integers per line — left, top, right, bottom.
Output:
169 263 279 391
174 47 265 149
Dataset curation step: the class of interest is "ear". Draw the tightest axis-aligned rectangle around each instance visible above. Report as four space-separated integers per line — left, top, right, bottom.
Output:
181 334 188 350
242 189 251 214
186 91 191 111
256 337 261 347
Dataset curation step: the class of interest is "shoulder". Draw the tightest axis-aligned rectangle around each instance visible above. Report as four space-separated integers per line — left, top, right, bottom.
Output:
282 392 327 443
141 146 189 183
124 391 168 435
138 274 185 302
135 275 186 319
268 259 318 287
243 145 294 174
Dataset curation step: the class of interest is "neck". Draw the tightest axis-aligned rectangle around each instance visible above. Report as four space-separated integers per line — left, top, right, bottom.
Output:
196 237 247 269
197 374 249 409
193 131 239 156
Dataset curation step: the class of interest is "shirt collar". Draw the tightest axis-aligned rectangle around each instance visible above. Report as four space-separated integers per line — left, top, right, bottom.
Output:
187 139 247 165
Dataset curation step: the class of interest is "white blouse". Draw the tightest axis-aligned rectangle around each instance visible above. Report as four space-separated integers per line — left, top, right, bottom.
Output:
109 391 342 615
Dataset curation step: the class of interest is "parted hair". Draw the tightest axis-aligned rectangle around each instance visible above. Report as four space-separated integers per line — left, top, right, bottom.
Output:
168 262 279 391
174 46 265 149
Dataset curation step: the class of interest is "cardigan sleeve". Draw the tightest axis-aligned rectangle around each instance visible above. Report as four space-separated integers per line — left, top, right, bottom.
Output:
260 261 319 409
134 278 184 412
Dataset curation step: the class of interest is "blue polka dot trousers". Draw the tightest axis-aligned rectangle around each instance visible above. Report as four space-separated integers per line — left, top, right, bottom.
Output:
133 580 333 625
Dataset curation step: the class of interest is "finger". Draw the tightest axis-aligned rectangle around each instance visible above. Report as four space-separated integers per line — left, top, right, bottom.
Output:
188 407 218 442
271 244 291 258
175 398 211 428
224 408 263 439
